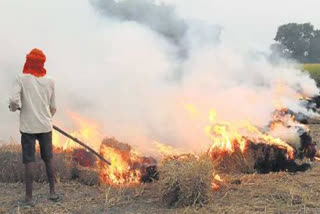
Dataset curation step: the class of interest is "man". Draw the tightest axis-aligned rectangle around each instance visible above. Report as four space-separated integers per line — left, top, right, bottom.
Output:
9 48 59 206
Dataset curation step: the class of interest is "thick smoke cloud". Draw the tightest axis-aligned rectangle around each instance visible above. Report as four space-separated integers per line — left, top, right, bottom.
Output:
91 0 187 45
91 0 221 56
0 0 319 155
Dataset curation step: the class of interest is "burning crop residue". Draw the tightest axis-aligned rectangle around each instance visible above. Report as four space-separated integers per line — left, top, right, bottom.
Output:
202 105 319 178
50 99 319 189
99 138 142 186
52 113 158 187
205 109 295 161
269 108 310 141
211 173 224 191
269 108 317 161
153 141 184 157
99 138 158 186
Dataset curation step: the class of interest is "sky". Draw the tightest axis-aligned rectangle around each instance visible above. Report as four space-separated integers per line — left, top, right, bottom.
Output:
161 0 320 51
1 0 319 52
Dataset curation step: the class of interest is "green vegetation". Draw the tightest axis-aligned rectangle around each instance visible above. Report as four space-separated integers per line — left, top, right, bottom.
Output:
272 23 320 63
302 64 320 86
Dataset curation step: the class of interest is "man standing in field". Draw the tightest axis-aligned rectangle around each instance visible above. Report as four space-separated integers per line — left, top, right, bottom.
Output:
9 48 59 206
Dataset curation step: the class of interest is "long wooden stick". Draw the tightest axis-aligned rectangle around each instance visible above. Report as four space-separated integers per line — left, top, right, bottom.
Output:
52 125 111 165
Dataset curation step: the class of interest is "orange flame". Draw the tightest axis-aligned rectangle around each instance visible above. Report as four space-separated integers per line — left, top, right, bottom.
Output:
100 143 142 186
153 141 182 157
53 112 151 187
206 109 295 160
52 112 103 152
99 138 154 187
270 108 309 133
211 173 224 191
214 174 223 182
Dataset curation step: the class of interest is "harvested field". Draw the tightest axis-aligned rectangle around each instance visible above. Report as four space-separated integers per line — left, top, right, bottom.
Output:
1 164 320 213
303 64 320 86
1 124 320 213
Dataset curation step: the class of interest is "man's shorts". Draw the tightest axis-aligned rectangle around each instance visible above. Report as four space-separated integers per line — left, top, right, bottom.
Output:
21 132 53 164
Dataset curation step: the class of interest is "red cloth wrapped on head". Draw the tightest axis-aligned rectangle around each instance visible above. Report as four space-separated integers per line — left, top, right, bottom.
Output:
23 48 46 77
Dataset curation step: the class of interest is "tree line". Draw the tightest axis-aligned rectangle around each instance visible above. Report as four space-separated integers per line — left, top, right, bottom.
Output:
271 23 320 63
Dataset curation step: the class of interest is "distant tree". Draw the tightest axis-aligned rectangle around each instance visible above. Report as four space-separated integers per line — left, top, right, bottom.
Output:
269 43 291 63
309 36 320 62
272 23 320 63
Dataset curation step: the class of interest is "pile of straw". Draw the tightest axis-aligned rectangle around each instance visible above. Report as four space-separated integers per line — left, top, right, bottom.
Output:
157 155 214 207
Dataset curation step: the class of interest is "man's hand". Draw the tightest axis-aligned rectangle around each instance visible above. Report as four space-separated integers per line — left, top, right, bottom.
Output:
8 103 20 112
50 107 56 117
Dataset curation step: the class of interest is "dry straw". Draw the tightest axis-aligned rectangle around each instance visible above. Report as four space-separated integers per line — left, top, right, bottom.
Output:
157 154 214 208
0 144 98 185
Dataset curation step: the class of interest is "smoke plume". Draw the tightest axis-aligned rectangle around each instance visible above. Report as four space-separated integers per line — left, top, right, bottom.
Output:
91 0 221 58
0 0 319 155
91 0 186 45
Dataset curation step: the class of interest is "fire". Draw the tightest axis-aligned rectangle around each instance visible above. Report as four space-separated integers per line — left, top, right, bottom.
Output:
52 112 157 187
214 174 223 182
211 173 224 191
52 112 103 152
243 122 295 159
205 109 245 155
99 138 156 187
206 122 247 157
206 109 295 160
185 104 200 117
50 106 305 188
100 143 141 186
270 108 309 132
153 141 182 157
211 183 220 191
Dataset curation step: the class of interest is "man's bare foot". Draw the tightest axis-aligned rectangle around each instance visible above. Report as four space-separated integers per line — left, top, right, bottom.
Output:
48 192 60 202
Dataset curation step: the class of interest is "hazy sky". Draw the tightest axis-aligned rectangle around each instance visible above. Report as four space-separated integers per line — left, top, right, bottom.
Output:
162 0 320 51
1 0 319 52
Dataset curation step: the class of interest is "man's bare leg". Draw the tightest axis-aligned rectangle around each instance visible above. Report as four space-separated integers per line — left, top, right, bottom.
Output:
24 162 34 203
44 159 58 200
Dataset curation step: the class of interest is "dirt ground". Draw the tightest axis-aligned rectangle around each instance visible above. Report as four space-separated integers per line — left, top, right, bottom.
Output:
1 164 320 214
1 124 320 214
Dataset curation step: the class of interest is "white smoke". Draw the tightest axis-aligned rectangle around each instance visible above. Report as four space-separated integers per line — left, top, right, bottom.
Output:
90 0 221 61
91 0 187 45
269 126 301 150
0 0 319 155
